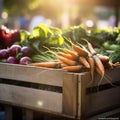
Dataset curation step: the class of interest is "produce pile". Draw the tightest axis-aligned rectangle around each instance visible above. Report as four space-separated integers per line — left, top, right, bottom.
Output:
0 26 33 64
0 24 120 81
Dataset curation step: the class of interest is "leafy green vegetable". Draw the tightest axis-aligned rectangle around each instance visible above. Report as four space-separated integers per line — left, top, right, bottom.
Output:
20 24 64 54
109 48 120 63
19 23 120 64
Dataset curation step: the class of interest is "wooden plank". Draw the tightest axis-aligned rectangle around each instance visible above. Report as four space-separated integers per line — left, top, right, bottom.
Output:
85 87 120 116
0 63 63 87
62 73 78 118
78 73 87 119
78 67 120 88
0 84 62 113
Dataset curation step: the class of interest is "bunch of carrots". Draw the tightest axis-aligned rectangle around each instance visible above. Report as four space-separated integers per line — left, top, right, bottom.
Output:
30 39 120 82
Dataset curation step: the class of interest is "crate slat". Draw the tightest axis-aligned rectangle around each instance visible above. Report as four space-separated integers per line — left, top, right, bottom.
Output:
62 73 78 117
0 63 63 87
0 84 62 113
85 87 120 116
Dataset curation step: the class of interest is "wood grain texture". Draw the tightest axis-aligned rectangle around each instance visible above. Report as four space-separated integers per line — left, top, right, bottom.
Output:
0 84 62 113
62 73 78 117
0 63 63 87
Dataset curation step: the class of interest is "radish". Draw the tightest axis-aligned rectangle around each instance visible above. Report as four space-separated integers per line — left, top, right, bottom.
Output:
8 44 21 56
6 56 18 64
19 56 32 65
0 49 9 59
21 46 33 57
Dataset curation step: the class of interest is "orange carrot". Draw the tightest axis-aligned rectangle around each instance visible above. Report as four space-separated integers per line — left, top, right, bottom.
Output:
62 65 83 72
112 62 120 67
78 43 95 82
64 37 88 57
72 44 88 57
95 66 105 79
58 56 77 66
96 66 116 87
87 56 95 81
57 52 75 60
60 62 68 68
82 38 105 79
93 55 105 79
97 54 109 63
64 49 78 60
79 56 90 69
82 39 96 55
30 61 61 68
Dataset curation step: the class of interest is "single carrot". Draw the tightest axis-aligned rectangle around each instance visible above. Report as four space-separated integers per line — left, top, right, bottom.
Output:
81 38 96 55
112 62 120 67
62 65 83 72
72 44 88 57
64 37 88 57
95 66 104 86
97 54 109 63
57 52 75 60
58 56 77 66
30 61 61 68
79 56 90 69
87 56 95 82
64 49 78 60
93 55 105 80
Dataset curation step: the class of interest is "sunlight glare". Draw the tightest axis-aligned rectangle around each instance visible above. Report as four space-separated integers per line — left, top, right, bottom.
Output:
37 101 43 107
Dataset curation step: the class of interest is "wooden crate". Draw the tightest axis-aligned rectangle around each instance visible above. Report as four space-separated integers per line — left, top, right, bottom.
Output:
0 63 120 120
0 63 78 119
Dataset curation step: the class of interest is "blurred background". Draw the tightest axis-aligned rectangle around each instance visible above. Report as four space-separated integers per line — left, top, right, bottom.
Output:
0 0 120 31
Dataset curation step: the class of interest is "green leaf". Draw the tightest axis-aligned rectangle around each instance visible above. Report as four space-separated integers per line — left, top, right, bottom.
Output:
31 39 41 53
48 34 64 45
32 24 52 38
20 30 30 42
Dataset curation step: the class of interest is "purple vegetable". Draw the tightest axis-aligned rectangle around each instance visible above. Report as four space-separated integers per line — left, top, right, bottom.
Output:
19 56 32 65
21 46 33 57
8 44 21 56
6 56 18 64
0 49 9 59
